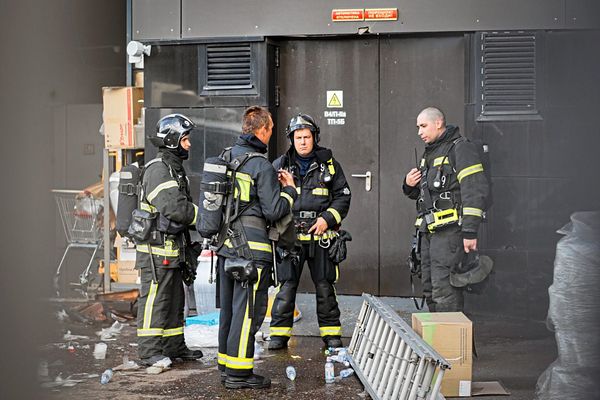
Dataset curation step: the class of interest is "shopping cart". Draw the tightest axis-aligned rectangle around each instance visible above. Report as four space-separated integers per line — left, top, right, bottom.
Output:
53 189 104 296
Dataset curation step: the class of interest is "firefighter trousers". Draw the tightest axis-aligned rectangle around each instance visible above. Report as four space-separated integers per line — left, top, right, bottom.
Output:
136 252 187 359
217 256 271 377
420 225 465 312
269 242 342 341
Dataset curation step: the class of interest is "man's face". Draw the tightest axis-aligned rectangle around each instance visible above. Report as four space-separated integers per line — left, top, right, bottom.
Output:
416 113 444 144
293 128 314 157
180 135 191 151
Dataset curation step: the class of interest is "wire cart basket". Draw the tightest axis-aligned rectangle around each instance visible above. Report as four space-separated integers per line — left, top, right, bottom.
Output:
53 189 104 295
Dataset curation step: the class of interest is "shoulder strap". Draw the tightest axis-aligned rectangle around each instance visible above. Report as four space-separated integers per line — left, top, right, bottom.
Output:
139 157 171 205
445 137 466 172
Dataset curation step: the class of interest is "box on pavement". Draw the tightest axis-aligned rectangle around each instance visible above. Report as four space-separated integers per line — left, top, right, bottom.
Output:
102 86 144 149
117 260 138 283
412 312 473 397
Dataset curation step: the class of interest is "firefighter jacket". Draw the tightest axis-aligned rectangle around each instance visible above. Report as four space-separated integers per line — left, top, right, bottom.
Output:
217 134 298 264
402 126 489 239
137 149 198 262
273 146 351 241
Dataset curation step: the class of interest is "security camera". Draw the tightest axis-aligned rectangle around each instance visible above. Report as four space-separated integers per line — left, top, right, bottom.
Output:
126 41 151 67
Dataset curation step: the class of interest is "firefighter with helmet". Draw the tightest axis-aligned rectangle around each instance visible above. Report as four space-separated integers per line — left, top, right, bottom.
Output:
269 113 352 350
135 113 203 366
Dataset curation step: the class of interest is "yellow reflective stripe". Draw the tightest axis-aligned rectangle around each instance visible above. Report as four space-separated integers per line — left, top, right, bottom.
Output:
217 352 228 366
238 268 262 358
137 242 180 257
270 326 293 337
297 231 337 241
327 158 335 175
327 208 342 224
319 326 342 337
433 157 450 167
140 202 157 212
281 192 294 207
225 356 254 370
137 328 163 337
224 240 273 253
335 264 339 283
163 327 184 337
296 187 301 194
312 188 329 196
463 207 484 218
415 217 423 227
147 180 179 202
191 204 198 225
235 173 253 202
457 163 484 183
143 281 158 329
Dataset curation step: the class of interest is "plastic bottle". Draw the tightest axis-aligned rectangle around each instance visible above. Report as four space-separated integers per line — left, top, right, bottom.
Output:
330 355 350 367
339 368 355 378
286 365 296 381
325 357 335 383
254 341 263 360
100 369 113 385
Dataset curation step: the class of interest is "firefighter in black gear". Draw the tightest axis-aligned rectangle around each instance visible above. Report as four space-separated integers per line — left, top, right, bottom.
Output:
403 107 489 312
269 114 352 350
217 106 297 389
136 113 202 366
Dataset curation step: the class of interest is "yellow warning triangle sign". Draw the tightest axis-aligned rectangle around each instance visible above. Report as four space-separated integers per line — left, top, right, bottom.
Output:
328 93 342 107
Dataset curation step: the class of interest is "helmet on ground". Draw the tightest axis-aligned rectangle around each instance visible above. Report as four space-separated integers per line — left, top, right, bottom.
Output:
286 113 320 143
153 114 195 149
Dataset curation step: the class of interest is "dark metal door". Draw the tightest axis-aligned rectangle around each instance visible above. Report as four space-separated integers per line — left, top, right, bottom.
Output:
379 35 465 296
277 35 464 296
277 38 380 295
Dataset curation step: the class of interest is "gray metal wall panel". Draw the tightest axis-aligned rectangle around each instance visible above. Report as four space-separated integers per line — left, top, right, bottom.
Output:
133 0 180 40
566 0 600 28
176 0 579 40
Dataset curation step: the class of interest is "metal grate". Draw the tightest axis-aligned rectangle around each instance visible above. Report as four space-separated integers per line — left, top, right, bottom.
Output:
480 31 537 116
203 44 253 90
348 294 449 400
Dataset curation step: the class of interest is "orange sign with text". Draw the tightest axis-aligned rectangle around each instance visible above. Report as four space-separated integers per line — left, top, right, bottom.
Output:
331 9 365 22
365 8 398 21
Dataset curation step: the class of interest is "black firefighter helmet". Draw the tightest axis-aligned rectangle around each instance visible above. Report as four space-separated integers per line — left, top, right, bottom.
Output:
450 251 494 294
286 113 320 144
150 113 195 148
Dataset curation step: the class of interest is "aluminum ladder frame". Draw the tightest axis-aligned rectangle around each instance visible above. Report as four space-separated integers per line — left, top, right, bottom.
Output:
348 293 450 400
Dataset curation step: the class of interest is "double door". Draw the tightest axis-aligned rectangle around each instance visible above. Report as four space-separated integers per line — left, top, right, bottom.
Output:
277 35 465 296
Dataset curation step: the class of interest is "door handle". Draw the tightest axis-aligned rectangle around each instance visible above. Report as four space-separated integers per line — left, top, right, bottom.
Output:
351 171 372 192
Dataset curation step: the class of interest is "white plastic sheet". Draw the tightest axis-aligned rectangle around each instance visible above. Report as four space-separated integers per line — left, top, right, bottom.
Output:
535 211 600 400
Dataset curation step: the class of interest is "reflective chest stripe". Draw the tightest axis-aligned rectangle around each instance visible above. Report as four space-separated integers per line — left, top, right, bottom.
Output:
312 188 329 196
433 157 451 167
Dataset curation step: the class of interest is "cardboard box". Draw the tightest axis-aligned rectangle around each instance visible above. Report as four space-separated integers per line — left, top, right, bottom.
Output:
117 260 139 284
412 312 473 397
103 86 144 149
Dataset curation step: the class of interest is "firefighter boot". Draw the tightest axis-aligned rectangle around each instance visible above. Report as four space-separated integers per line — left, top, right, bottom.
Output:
324 336 343 348
225 373 271 389
268 336 289 350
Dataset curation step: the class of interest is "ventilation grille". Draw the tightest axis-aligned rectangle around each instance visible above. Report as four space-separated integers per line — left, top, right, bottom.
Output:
481 32 537 115
203 44 253 90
